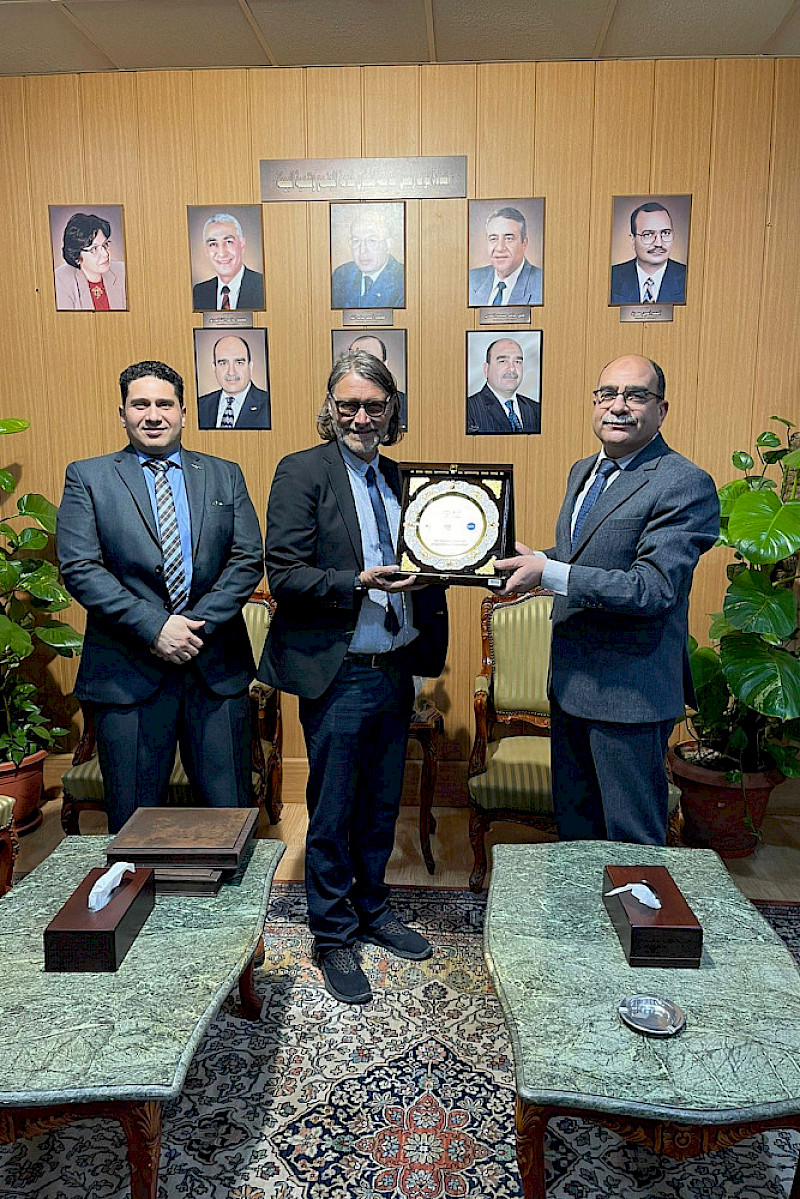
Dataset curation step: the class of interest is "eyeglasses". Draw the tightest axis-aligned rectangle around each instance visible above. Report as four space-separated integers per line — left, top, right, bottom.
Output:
592 387 663 407
634 228 673 244
330 396 391 419
83 239 111 256
349 237 385 251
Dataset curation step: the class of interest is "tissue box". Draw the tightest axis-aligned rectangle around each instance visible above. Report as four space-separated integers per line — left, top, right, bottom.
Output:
44 867 155 972
602 865 702 969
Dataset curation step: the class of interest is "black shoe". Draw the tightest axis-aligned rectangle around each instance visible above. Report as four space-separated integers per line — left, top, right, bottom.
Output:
360 916 433 961
316 947 372 1004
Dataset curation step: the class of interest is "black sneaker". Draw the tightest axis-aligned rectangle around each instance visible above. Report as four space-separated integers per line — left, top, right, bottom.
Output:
360 916 433 961
316 947 372 1004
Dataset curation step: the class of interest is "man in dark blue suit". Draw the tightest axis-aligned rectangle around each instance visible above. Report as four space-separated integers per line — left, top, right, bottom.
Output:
56 360 264 832
466 338 541 434
610 202 687 304
192 213 265 311
496 355 718 845
259 350 448 1004
468 206 542 306
197 334 271 430
331 209 404 309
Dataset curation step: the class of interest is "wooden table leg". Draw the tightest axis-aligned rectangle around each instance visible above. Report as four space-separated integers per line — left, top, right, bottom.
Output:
516 1098 548 1198
237 942 263 1020
117 1100 162 1199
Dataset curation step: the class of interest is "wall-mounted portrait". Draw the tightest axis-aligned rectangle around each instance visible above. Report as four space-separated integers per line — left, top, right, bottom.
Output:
330 202 405 309
193 328 271 430
609 195 691 305
49 205 127 311
468 199 544 308
466 330 542 435
188 206 265 312
331 329 408 430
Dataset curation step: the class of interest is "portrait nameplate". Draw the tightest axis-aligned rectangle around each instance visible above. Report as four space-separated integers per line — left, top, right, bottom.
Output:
202 311 254 329
396 463 514 587
342 308 394 327
619 304 674 324
478 306 531 326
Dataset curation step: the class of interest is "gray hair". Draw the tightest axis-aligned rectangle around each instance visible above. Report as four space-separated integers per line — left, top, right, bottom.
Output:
316 350 403 445
486 205 527 242
202 212 244 240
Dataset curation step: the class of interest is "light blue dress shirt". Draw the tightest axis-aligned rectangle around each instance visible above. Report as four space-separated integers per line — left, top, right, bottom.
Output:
137 447 193 600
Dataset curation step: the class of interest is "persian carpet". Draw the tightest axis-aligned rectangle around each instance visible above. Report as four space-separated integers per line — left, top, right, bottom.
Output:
1 886 798 1198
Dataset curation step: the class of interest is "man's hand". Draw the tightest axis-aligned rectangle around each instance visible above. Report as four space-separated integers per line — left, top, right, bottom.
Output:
151 615 206 663
360 565 428 592
494 542 547 594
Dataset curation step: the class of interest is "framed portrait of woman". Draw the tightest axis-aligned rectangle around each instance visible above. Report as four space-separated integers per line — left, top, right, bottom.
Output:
49 205 127 312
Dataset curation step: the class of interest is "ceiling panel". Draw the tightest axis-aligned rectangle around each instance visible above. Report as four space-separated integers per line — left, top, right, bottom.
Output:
765 3 800 53
0 3 113 74
602 0 794 58
432 0 612 62
249 0 429 66
65 0 269 69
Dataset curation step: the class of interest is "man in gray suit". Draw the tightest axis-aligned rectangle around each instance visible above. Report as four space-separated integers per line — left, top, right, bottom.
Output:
57 359 263 832
496 355 719 844
469 206 542 307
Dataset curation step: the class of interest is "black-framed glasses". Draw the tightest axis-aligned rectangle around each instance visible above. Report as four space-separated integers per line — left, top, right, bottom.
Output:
329 395 391 419
592 387 663 407
634 228 673 244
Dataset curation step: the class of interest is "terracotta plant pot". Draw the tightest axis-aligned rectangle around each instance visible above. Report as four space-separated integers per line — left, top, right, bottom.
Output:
0 750 47 836
667 741 783 859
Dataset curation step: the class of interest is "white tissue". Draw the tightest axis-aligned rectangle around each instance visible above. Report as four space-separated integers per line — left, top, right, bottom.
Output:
606 881 662 910
88 861 136 911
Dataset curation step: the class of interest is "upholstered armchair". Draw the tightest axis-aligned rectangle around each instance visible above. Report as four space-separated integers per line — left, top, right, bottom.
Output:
60 591 282 834
467 591 555 891
0 794 18 895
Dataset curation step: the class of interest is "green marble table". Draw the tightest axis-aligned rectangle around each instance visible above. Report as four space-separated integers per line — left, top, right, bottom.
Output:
485 841 800 1198
0 834 284 1199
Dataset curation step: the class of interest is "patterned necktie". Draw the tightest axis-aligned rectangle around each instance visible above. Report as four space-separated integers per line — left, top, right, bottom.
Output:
221 285 230 310
365 465 402 634
221 397 235 428
504 400 522 432
643 277 655 302
145 460 188 611
492 280 506 306
571 458 619 548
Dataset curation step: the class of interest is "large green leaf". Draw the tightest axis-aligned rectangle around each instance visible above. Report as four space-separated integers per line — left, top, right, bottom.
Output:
727 490 800 563
756 431 782 448
16 527 49 550
723 570 797 638
16 493 57 534
35 622 83 655
721 633 800 720
0 614 33 659
732 451 754 471
708 611 739 639
688 645 729 723
0 557 22 592
783 449 800 468
718 479 748 518
19 565 70 606
0 419 29 436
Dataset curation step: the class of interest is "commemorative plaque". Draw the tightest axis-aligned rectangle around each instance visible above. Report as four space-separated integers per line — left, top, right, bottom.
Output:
396 462 514 587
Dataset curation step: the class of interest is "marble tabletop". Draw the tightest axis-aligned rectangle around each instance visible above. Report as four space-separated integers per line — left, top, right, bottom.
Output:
0 835 284 1107
485 841 800 1124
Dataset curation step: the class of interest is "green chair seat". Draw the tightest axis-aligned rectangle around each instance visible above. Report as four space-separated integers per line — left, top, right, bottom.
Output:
467 736 553 815
62 749 193 806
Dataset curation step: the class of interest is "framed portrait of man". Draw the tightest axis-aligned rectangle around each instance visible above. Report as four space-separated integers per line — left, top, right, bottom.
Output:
331 328 408 430
609 194 691 306
193 328 271 431
468 199 544 308
466 330 543 436
188 205 265 312
330 202 406 310
49 204 127 311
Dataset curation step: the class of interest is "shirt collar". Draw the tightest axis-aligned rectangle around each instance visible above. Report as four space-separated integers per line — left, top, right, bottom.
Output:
492 261 524 294
339 442 379 475
635 261 668 286
137 447 182 468
487 384 518 406
596 432 660 472
218 265 245 296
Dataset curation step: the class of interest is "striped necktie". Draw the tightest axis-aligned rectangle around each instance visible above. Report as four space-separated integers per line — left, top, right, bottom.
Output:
221 397 235 428
145 459 188 611
571 458 619 547
643 277 655 302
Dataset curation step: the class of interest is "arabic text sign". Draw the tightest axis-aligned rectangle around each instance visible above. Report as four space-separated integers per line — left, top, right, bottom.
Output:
260 157 467 202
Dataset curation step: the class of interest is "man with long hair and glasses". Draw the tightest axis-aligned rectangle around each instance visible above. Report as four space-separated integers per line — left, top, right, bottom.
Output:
258 351 448 1004
496 355 718 845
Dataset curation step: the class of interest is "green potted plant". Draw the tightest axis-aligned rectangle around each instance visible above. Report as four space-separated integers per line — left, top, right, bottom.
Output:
0 418 82 833
668 417 800 856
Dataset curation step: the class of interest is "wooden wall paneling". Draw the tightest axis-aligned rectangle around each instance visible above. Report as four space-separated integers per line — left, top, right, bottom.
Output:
646 59 715 462
134 71 196 376
585 60 654 458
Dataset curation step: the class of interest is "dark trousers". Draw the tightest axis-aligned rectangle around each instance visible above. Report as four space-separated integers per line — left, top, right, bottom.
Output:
299 654 414 953
550 695 674 844
94 667 251 833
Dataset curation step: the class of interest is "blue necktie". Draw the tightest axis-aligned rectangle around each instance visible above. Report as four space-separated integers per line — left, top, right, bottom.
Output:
571 458 619 548
145 459 188 611
505 400 522 432
492 280 506 306
365 465 401 634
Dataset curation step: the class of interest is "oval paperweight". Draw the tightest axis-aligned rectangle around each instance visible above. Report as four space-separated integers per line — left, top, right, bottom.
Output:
618 994 686 1037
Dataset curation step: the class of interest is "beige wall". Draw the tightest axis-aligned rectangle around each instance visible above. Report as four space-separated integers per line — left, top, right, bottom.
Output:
2 59 799 762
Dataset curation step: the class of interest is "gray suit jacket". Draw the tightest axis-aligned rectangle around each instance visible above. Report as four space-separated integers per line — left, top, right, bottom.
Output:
546 434 719 723
468 259 542 306
56 445 263 706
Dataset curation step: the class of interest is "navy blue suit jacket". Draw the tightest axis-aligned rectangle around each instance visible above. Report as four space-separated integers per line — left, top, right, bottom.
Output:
466 384 541 434
192 266 265 311
197 384 271 430
610 258 687 304
331 256 404 309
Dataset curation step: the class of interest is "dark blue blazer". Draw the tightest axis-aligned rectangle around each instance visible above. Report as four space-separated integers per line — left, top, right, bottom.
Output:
468 259 542 306
331 255 404 309
466 384 541 434
197 384 271 430
192 266 265 311
610 258 687 305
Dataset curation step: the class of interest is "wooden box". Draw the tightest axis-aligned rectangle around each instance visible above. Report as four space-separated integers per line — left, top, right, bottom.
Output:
106 807 258 884
602 865 703 969
44 867 155 972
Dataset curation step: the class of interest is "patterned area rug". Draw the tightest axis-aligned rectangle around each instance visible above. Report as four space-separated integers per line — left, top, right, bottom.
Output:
1 886 799 1198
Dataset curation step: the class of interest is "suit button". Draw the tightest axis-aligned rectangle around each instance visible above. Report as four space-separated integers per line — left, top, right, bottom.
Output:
155 565 163 575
